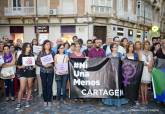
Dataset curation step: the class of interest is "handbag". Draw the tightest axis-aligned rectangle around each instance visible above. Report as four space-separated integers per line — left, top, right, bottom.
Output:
55 55 68 75
0 66 15 79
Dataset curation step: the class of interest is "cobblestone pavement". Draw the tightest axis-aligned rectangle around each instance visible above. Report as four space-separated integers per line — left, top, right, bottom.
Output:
0 96 165 114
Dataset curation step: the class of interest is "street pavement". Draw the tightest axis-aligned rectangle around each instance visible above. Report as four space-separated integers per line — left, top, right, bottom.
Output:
0 96 165 114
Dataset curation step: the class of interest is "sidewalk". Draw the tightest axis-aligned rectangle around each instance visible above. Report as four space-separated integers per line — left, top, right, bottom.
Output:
0 96 164 114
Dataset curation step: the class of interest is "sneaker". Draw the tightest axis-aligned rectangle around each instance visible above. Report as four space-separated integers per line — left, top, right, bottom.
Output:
5 97 9 101
44 102 47 107
48 102 52 107
25 101 30 108
11 97 15 101
135 101 140 106
16 103 21 110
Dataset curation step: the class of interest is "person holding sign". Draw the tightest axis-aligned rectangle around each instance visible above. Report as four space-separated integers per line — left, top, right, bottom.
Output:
36 40 55 107
102 43 128 106
54 44 69 103
1 45 16 101
32 39 42 96
16 43 36 110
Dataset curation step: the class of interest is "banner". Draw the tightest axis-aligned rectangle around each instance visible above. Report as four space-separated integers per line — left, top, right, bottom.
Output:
69 57 124 98
122 59 144 101
152 58 165 102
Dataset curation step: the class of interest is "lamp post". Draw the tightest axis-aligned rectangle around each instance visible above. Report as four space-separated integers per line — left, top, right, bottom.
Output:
143 1 146 41
35 0 39 41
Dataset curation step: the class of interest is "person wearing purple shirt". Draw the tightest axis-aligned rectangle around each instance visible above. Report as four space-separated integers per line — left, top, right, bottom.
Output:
88 39 105 58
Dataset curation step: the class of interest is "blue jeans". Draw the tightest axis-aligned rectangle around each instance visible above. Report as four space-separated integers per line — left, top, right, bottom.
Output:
40 72 54 102
4 79 14 97
56 74 68 100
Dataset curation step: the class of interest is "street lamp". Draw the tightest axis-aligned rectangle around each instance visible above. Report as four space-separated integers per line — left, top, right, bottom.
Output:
35 0 39 41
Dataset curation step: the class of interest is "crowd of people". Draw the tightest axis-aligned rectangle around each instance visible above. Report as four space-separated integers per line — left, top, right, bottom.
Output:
0 36 165 110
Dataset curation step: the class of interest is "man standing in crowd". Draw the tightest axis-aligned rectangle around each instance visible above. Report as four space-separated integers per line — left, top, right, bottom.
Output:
83 39 93 57
77 38 86 52
15 39 22 51
103 38 113 56
52 38 64 54
88 39 105 58
113 36 126 55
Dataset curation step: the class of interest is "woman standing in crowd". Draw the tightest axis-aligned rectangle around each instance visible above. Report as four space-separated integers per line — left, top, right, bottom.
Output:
16 43 36 109
69 42 85 58
124 42 139 105
156 39 165 59
36 40 54 107
54 44 69 103
67 43 75 56
135 41 143 61
31 39 42 96
102 43 128 106
120 38 128 54
151 43 161 60
125 42 139 60
2 45 16 101
141 41 153 105
9 44 19 97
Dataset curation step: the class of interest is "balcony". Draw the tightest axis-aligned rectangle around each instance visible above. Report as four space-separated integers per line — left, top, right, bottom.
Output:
91 5 113 17
4 7 57 17
4 7 35 16
117 12 137 22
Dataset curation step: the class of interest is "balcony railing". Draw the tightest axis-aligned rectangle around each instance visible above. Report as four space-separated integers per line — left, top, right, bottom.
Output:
117 12 137 22
5 7 35 16
91 5 113 17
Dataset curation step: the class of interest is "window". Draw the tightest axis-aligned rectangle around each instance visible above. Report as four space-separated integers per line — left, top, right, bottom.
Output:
137 0 141 16
136 31 141 38
92 0 112 7
128 29 133 36
13 0 21 7
61 0 75 14
117 0 124 15
92 0 112 14
117 27 124 36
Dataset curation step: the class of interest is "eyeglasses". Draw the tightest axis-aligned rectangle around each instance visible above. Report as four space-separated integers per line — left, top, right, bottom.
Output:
59 47 64 49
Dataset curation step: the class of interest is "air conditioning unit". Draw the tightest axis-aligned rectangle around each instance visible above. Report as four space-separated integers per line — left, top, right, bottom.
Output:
49 9 57 15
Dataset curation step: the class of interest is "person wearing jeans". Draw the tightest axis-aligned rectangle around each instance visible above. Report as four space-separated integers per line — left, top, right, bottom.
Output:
56 74 68 100
4 79 14 101
54 44 69 103
36 40 55 107
40 72 54 102
2 45 16 101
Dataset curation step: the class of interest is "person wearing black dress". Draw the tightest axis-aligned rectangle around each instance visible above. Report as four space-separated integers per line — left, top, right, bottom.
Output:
16 43 36 110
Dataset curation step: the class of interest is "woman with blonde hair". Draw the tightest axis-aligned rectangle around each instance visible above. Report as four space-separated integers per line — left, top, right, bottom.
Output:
140 41 153 104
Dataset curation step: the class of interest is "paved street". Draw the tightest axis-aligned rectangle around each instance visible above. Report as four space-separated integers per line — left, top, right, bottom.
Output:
0 96 164 114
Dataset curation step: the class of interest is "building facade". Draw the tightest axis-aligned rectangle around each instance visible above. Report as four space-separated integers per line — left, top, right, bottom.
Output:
0 0 164 44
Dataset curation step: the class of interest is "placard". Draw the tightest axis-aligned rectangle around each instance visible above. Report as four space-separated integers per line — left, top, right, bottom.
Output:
0 56 4 64
22 57 35 66
41 54 54 66
33 45 42 54
39 34 48 45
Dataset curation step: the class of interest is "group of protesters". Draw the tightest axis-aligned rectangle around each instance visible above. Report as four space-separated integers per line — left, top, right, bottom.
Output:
0 35 165 110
